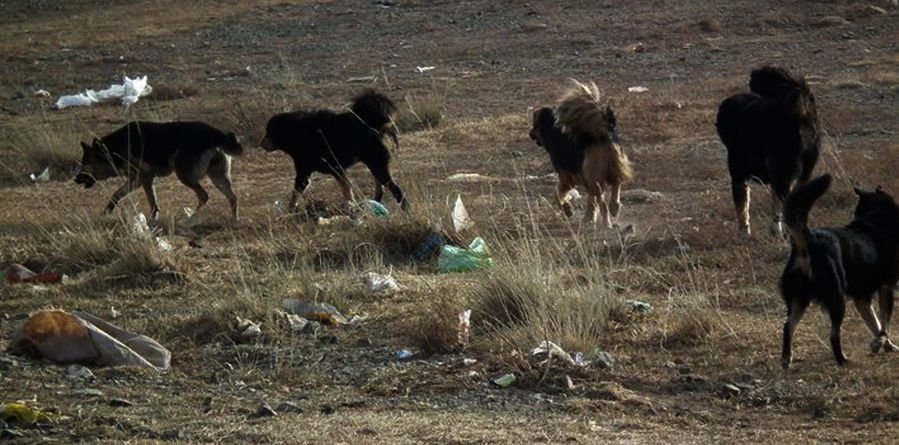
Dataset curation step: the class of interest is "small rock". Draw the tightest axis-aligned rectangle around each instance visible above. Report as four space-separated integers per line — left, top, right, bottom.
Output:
74 388 104 397
319 334 338 345
276 402 304 414
593 350 615 370
161 429 184 441
109 398 134 407
250 404 277 418
66 364 94 381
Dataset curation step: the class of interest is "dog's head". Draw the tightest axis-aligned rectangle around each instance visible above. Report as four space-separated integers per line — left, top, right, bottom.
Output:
602 105 621 144
529 107 556 147
853 185 899 223
73 139 119 188
259 114 287 152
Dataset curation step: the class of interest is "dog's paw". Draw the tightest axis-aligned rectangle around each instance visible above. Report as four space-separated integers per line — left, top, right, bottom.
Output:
781 356 791 370
883 339 898 352
870 336 886 354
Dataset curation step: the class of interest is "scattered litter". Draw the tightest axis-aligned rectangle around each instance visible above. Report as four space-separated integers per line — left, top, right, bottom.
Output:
55 75 152 109
530 340 576 366
132 213 151 236
282 312 309 332
363 271 402 294
415 66 435 73
625 299 652 314
565 375 577 390
282 299 349 325
251 403 277 418
457 309 471 348
29 167 50 183
7 310 171 372
0 402 51 426
317 215 354 226
66 364 95 381
236 317 262 338
414 230 445 261
346 76 377 83
394 349 414 361
721 383 741 397
462 358 478 366
437 237 493 273
566 189 581 201
627 86 649 93
5 263 65 285
452 195 474 233
593 350 615 370
33 89 51 98
109 398 134 407
74 388 103 397
109 307 120 319
360 199 389 218
446 173 495 182
491 373 516 387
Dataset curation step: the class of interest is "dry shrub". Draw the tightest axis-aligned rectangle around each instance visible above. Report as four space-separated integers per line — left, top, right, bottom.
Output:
406 292 469 354
148 84 200 101
0 113 81 185
37 211 189 286
396 86 447 132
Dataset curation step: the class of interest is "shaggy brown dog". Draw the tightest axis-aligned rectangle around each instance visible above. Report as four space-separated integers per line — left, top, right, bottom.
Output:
529 80 633 226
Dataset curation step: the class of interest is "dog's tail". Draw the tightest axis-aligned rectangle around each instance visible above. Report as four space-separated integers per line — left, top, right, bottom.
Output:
749 66 805 98
784 174 832 271
555 80 613 144
351 89 399 150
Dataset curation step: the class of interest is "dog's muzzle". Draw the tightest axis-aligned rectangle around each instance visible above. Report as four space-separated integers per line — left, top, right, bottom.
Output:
528 129 543 146
74 172 96 188
259 135 276 152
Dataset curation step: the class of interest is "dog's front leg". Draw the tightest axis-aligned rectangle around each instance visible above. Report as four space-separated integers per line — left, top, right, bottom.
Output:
105 176 140 215
608 182 623 218
290 173 311 213
877 286 897 352
854 297 888 353
139 173 161 221
556 181 575 218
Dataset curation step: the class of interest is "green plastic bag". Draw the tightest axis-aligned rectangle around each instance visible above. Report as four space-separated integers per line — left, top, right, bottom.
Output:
437 237 494 272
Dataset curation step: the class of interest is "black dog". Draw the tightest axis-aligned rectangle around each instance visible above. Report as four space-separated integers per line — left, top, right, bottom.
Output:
260 89 407 212
75 121 243 220
716 66 821 236
780 174 899 369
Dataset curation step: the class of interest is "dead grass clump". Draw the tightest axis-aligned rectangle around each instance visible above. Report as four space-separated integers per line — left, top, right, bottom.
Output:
697 17 721 33
655 307 721 348
406 292 469 354
38 212 189 285
148 84 200 101
396 88 447 132
0 113 81 186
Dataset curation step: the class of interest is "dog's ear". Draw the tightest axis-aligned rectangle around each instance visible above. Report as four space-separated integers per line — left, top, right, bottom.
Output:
854 187 864 196
876 185 885 193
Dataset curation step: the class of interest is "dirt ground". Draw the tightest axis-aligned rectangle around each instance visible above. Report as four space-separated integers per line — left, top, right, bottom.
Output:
1 0 898 443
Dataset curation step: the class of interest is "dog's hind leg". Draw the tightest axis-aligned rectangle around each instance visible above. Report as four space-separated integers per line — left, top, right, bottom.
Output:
208 156 239 219
556 178 575 218
105 176 140 215
608 182 623 218
782 299 809 370
827 301 849 366
854 297 887 353
732 180 751 235
877 286 897 352
769 188 787 238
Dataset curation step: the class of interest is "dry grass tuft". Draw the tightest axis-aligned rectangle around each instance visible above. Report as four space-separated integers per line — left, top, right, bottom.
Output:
396 86 447 132
0 113 81 185
406 292 469 354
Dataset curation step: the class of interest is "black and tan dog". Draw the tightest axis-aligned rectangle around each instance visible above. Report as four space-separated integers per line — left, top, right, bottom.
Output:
716 66 821 236
74 121 243 220
529 80 633 227
260 89 406 212
780 174 899 369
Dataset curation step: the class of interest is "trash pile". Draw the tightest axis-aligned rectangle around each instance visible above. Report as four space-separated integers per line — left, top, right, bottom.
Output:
55 75 152 109
7 310 171 372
